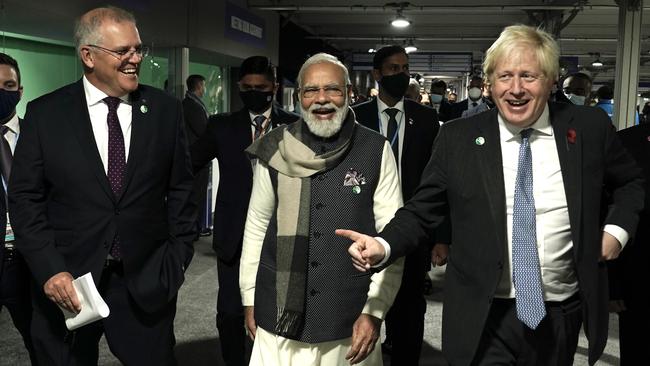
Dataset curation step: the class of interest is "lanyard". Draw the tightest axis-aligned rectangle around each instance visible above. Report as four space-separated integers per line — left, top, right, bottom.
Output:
377 109 404 147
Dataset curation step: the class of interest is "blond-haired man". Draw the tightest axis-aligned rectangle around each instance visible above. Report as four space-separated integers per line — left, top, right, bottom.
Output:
339 25 644 365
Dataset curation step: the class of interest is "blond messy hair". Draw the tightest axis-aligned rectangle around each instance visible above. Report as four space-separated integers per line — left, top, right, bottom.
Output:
483 24 559 86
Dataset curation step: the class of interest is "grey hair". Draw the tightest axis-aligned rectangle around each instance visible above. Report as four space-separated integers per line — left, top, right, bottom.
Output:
74 6 136 52
296 53 351 89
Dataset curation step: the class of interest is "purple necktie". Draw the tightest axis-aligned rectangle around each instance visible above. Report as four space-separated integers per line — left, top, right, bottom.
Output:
104 96 125 259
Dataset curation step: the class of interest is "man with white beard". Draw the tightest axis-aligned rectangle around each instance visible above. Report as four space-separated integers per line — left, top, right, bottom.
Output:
239 53 404 365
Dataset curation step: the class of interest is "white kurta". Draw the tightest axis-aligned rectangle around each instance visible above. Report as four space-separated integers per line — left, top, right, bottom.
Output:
240 141 404 366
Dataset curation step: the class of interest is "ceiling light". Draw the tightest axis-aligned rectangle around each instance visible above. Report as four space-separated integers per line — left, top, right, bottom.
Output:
391 10 411 28
591 52 603 67
404 39 417 53
405 44 418 53
368 48 375 53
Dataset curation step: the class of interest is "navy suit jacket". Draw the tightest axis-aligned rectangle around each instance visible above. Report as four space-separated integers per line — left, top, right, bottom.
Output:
9 80 196 313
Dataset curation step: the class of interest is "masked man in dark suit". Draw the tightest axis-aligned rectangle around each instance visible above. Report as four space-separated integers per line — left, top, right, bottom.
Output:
352 45 447 365
0 52 37 365
190 56 298 366
9 6 195 365
339 25 644 366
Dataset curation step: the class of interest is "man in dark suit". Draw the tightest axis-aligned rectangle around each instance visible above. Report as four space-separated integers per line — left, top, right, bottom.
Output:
190 56 298 366
429 79 453 123
352 45 447 366
448 75 485 120
609 124 650 365
183 74 211 238
9 7 195 365
0 52 37 365
339 25 644 365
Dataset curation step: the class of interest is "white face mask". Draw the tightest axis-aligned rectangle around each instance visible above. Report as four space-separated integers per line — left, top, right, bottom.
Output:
468 87 482 101
565 93 586 106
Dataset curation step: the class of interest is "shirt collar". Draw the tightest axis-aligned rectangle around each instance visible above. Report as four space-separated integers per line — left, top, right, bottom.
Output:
4 113 20 134
83 76 130 107
498 103 552 142
377 96 405 115
248 105 272 123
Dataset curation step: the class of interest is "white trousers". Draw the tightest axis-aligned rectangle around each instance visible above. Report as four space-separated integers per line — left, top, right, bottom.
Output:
249 327 383 366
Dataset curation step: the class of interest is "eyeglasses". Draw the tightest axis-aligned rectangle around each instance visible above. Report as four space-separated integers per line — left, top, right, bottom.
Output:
299 85 347 99
87 44 149 60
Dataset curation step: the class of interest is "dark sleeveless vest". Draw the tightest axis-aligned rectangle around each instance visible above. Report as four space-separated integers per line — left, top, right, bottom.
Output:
254 122 387 343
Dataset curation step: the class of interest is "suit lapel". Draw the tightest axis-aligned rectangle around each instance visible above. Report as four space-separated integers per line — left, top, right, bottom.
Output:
67 80 114 201
550 103 582 251
475 110 507 252
402 100 415 165
120 88 148 202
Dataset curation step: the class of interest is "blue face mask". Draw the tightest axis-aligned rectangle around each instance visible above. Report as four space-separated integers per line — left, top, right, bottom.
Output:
430 94 443 104
0 89 20 121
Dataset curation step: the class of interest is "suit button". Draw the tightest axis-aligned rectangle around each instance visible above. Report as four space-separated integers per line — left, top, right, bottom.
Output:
313 231 321 239
315 203 325 209
497 261 503 269
310 289 320 296
310 261 319 268
114 208 120 215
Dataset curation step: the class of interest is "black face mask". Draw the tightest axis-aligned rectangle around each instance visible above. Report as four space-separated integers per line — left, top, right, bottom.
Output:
379 73 410 100
240 90 273 114
0 89 20 121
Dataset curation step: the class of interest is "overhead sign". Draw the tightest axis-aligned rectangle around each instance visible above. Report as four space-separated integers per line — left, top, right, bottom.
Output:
225 1 265 48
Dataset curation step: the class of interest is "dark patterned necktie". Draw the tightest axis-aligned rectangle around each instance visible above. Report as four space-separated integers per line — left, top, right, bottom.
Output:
0 125 12 184
253 115 266 141
512 128 546 329
385 108 399 158
104 96 126 259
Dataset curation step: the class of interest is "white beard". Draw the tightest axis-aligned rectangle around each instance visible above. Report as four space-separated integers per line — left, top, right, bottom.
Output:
303 98 349 138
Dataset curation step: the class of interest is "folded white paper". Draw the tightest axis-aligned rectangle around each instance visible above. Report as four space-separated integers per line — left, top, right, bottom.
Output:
58 273 110 330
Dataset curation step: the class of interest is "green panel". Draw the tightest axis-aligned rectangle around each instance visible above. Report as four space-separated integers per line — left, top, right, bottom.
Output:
139 48 169 91
189 61 226 115
1 35 81 118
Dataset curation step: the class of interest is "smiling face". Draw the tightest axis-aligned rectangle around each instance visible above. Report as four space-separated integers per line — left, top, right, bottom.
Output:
490 47 553 128
81 20 142 97
300 62 349 137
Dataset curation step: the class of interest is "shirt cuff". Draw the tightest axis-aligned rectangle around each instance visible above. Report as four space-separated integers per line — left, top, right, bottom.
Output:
372 237 392 268
603 224 629 249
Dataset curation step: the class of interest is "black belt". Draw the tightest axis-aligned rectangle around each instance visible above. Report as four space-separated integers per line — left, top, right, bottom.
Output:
545 292 580 308
493 292 580 308
3 244 19 261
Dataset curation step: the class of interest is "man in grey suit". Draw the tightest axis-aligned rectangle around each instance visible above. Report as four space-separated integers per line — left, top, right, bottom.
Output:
339 25 644 365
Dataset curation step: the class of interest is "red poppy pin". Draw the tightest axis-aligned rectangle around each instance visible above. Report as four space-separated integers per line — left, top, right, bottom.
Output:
567 128 577 144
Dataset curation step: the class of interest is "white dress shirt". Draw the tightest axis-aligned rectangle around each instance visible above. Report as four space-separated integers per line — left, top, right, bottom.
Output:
496 104 627 301
83 76 132 173
3 113 19 243
376 97 405 174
